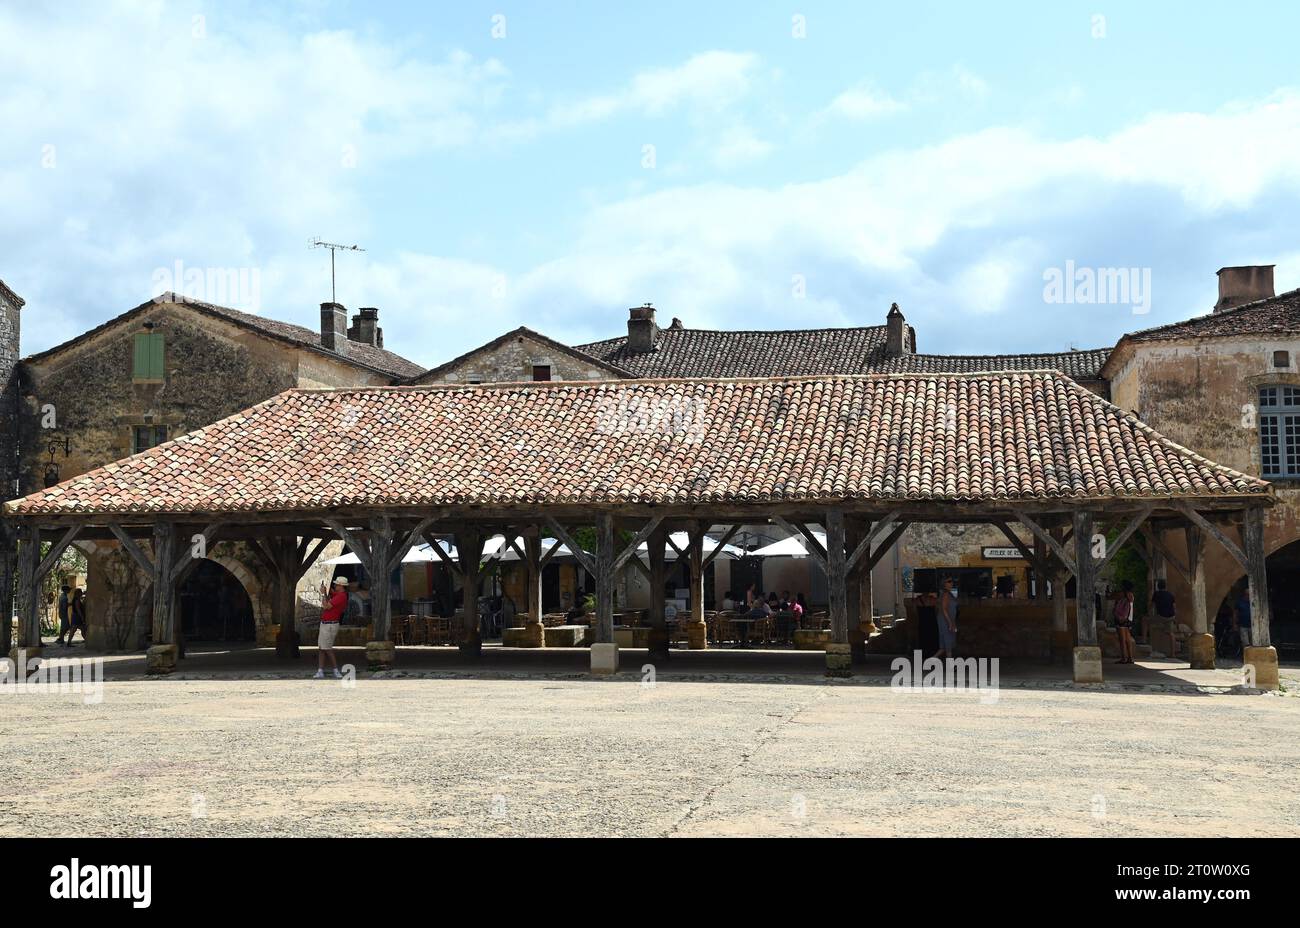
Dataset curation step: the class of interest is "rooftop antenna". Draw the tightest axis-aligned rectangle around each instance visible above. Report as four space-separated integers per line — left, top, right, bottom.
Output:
309 238 365 303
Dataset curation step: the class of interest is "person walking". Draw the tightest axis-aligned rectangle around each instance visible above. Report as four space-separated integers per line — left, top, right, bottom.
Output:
315 577 347 679
66 588 88 647
935 577 958 659
55 584 72 647
1113 581 1136 663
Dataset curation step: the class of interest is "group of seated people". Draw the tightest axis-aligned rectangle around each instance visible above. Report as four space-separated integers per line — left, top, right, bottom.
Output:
721 586 807 619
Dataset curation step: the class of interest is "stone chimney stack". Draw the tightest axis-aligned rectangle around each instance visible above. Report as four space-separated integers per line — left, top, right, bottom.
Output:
627 304 659 354
351 307 382 347
885 302 910 357
320 302 348 351
1215 265 1275 313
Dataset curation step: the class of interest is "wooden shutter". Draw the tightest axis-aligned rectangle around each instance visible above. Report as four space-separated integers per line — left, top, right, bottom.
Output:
133 333 151 380
148 332 165 379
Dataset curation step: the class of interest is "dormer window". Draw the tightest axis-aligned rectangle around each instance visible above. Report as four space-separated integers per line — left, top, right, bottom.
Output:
532 365 552 382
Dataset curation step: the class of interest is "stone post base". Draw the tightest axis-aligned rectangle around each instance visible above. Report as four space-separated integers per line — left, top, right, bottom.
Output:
146 644 179 675
275 627 300 660
686 621 707 650
365 640 395 671
524 622 545 647
9 645 42 664
1187 633 1216 669
1072 646 1103 684
1242 646 1279 690
591 642 620 675
825 642 852 678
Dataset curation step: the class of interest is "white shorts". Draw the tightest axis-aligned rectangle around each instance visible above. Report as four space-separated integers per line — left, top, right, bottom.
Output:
318 621 340 650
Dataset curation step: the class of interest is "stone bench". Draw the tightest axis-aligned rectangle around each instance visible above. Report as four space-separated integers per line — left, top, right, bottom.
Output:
502 625 545 648
544 625 589 647
793 628 831 650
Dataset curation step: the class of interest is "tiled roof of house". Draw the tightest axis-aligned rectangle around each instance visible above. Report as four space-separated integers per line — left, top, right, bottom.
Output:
6 372 1268 517
23 294 426 380
1124 288 1300 343
408 326 635 384
872 348 1111 380
575 325 1108 380
574 325 910 378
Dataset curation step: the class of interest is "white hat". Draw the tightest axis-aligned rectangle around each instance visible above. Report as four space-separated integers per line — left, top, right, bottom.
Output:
332 577 349 586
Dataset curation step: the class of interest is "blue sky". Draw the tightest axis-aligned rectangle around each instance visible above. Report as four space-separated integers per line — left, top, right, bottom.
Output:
3 0 1300 365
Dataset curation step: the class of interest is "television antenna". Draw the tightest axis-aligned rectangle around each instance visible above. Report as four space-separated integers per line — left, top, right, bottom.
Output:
309 238 365 303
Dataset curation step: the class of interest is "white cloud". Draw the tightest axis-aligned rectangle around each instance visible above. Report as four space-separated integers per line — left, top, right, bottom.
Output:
822 84 906 121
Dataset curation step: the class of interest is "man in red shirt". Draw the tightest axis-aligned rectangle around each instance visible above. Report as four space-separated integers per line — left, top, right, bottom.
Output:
316 576 348 679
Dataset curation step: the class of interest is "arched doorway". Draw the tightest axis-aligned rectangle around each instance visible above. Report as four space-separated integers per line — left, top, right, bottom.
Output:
1215 538 1300 658
178 560 254 642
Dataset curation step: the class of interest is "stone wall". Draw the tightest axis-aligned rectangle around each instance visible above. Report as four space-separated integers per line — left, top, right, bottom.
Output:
433 333 613 384
0 284 21 634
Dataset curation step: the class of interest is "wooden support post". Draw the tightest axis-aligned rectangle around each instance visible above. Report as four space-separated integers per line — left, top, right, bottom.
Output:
13 523 40 658
521 534 545 646
367 518 394 645
147 522 180 674
1071 511 1102 683
1049 526 1070 664
824 507 851 677
457 529 484 658
1240 507 1278 689
845 520 866 664
647 525 669 662
1033 536 1046 601
591 513 618 673
0 520 16 654
1185 524 1214 669
686 522 708 650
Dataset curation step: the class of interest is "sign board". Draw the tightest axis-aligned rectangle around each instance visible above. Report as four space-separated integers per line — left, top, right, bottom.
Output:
981 547 1025 560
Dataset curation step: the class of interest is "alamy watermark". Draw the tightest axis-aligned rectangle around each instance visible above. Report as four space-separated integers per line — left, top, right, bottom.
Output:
151 260 261 311
1043 260 1151 315
1 651 104 705
889 650 1000 704
595 394 707 443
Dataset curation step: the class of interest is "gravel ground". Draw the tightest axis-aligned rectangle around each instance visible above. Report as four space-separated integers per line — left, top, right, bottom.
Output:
2 673 1297 837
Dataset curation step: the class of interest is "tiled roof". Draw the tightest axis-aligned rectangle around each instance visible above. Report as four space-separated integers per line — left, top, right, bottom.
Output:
873 349 1110 380
574 325 910 378
5 372 1268 517
408 326 635 384
23 294 426 380
575 325 1108 380
1124 288 1300 343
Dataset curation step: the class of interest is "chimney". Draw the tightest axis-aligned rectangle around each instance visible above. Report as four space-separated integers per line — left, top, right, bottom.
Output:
627 304 659 353
885 302 910 357
1215 265 1275 312
356 307 381 347
320 302 347 351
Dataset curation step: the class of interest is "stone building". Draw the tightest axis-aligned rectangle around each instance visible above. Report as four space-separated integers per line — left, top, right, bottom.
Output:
0 280 23 628
9 294 424 649
1102 266 1300 650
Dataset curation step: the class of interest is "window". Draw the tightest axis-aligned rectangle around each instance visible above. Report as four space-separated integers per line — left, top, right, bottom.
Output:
1274 350 1290 368
532 365 552 382
1258 386 1300 478
133 425 167 455
132 331 165 381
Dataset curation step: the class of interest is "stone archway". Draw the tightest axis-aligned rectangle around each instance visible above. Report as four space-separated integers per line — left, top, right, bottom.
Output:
1214 537 1300 658
178 559 255 641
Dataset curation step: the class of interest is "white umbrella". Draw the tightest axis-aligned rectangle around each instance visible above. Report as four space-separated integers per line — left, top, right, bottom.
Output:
488 537 576 562
750 532 826 558
324 539 457 566
637 531 743 560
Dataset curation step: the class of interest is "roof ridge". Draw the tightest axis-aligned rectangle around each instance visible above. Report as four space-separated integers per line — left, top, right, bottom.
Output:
1124 285 1300 339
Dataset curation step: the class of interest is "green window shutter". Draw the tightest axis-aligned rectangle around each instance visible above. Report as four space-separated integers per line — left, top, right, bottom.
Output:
148 332 165 379
132 333 150 379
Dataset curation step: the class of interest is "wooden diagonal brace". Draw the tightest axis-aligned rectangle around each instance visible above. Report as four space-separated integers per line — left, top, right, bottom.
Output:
543 517 598 576
1174 502 1249 570
109 523 155 577
1011 509 1076 576
611 516 665 574
1093 505 1153 574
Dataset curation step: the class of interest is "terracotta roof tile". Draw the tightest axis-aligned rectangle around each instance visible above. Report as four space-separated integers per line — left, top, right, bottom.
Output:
4 372 1267 517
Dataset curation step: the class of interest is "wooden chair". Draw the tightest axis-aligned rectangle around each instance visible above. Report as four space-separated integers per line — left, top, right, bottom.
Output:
406 614 426 646
389 614 408 646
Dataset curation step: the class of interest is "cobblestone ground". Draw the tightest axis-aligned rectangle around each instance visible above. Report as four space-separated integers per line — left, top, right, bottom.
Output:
1 673 1296 836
